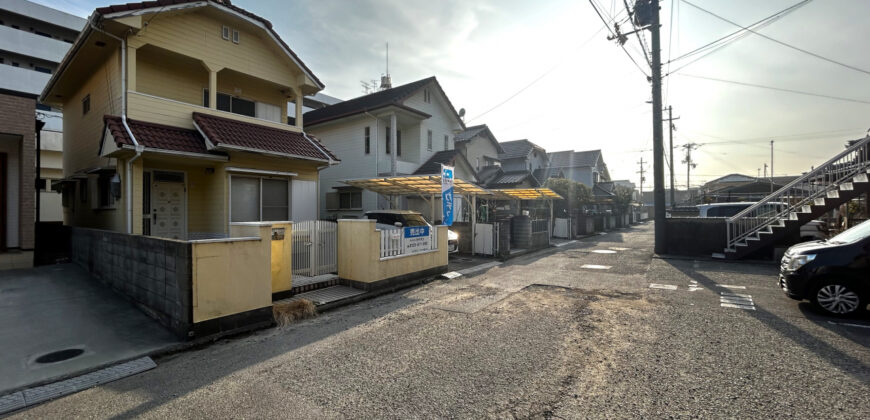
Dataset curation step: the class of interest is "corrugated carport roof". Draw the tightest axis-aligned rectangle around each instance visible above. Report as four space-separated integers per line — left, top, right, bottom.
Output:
343 176 563 200
343 176 491 196
490 188 563 200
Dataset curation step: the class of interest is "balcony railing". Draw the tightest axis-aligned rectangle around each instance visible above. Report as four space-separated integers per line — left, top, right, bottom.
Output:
128 91 300 132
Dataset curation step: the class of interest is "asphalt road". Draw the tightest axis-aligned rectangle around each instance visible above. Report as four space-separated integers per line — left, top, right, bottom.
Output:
9 223 869 419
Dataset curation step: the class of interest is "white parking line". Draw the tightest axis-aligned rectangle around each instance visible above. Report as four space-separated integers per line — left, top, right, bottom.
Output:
554 240 577 247
827 321 870 329
610 247 630 251
649 283 678 290
581 264 611 270
592 249 617 254
718 284 746 290
720 292 755 310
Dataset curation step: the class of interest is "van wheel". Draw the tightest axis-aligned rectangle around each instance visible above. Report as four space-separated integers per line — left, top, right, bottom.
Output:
811 281 865 316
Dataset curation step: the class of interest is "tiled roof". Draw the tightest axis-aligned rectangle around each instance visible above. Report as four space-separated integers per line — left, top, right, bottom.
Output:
499 139 544 160
455 125 487 142
548 150 601 168
94 0 323 88
593 183 616 197
476 165 502 184
193 113 338 162
488 171 532 188
304 77 434 127
104 115 211 154
414 150 460 175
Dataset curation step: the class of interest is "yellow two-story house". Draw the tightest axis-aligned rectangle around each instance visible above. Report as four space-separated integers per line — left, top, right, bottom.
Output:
40 0 338 240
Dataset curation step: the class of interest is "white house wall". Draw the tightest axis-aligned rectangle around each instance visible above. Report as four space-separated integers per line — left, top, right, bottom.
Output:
461 134 500 172
308 116 380 219
403 88 462 164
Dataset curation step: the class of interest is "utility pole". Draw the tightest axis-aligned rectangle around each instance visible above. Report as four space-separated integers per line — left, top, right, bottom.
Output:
649 0 666 253
763 163 767 178
681 142 700 197
663 106 679 208
770 140 774 193
637 157 646 198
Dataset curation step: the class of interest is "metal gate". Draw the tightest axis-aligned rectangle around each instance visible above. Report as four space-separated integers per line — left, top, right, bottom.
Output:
292 220 337 276
474 223 494 255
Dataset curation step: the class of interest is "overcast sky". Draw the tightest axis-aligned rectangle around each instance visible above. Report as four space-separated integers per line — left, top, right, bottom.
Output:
45 0 870 189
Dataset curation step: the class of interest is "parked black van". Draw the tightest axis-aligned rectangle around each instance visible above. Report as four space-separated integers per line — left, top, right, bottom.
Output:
779 219 870 316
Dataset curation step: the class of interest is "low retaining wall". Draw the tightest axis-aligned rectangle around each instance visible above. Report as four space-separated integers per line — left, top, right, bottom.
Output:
71 225 279 340
664 218 727 257
337 220 448 290
71 227 193 339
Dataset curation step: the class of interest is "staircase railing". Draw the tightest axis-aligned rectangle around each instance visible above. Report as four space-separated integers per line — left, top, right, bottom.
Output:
726 135 870 250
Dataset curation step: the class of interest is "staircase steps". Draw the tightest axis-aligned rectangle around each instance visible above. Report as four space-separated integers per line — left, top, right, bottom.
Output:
718 136 870 260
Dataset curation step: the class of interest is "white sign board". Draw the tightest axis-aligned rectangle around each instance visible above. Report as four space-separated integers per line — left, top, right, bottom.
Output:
403 226 431 255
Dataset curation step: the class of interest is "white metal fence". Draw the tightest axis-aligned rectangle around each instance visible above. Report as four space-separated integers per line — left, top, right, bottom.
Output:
292 220 337 276
379 227 439 259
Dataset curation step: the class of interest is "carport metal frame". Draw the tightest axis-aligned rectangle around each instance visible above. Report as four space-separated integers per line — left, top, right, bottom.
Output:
342 176 563 255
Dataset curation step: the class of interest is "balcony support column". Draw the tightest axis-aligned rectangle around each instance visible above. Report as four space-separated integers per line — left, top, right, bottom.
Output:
390 113 397 176
208 70 217 110
291 86 303 129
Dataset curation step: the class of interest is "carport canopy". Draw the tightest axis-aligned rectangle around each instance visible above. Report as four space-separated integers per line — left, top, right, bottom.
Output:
489 188 564 200
343 175 492 197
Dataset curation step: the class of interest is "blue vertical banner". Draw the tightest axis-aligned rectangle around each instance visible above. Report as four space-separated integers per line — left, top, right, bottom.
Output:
441 164 454 226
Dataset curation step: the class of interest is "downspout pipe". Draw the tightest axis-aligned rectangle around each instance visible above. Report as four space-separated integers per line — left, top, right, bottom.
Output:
90 21 140 233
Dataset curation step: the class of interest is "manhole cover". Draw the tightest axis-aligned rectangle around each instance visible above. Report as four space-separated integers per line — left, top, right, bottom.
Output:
35 348 84 364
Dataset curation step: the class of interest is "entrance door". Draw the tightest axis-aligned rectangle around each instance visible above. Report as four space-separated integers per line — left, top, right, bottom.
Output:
151 171 186 240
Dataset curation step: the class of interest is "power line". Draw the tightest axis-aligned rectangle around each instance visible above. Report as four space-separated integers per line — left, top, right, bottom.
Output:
466 24 607 123
589 0 651 79
677 73 870 105
668 0 811 65
665 0 812 76
681 0 870 77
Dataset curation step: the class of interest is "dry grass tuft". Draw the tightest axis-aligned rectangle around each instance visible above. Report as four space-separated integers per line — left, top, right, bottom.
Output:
273 299 317 327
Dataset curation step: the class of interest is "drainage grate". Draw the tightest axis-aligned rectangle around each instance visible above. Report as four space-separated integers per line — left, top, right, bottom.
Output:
35 348 84 364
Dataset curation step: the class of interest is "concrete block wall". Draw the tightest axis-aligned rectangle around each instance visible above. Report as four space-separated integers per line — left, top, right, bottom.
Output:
0 93 36 250
71 227 192 339
664 218 727 257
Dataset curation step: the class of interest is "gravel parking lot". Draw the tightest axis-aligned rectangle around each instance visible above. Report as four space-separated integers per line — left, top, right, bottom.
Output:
10 223 869 419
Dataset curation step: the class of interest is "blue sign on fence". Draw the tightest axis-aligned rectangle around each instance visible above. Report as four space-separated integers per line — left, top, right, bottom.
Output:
442 164 454 226
403 225 430 238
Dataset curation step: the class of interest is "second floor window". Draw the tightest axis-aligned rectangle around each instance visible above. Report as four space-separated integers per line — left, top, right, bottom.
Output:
203 90 255 118
385 128 402 156
423 88 431 103
364 126 370 154
443 134 448 150
427 130 432 151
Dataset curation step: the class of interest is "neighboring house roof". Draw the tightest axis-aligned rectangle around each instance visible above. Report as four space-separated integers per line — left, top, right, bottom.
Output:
413 150 461 175
489 171 532 186
94 0 323 88
455 124 504 154
476 165 502 184
104 115 211 154
303 76 464 129
43 0 324 102
193 112 338 162
548 149 602 168
703 173 757 186
593 182 616 198
498 139 545 160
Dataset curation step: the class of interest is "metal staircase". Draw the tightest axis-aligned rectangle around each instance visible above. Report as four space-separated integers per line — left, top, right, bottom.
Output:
716 135 870 259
